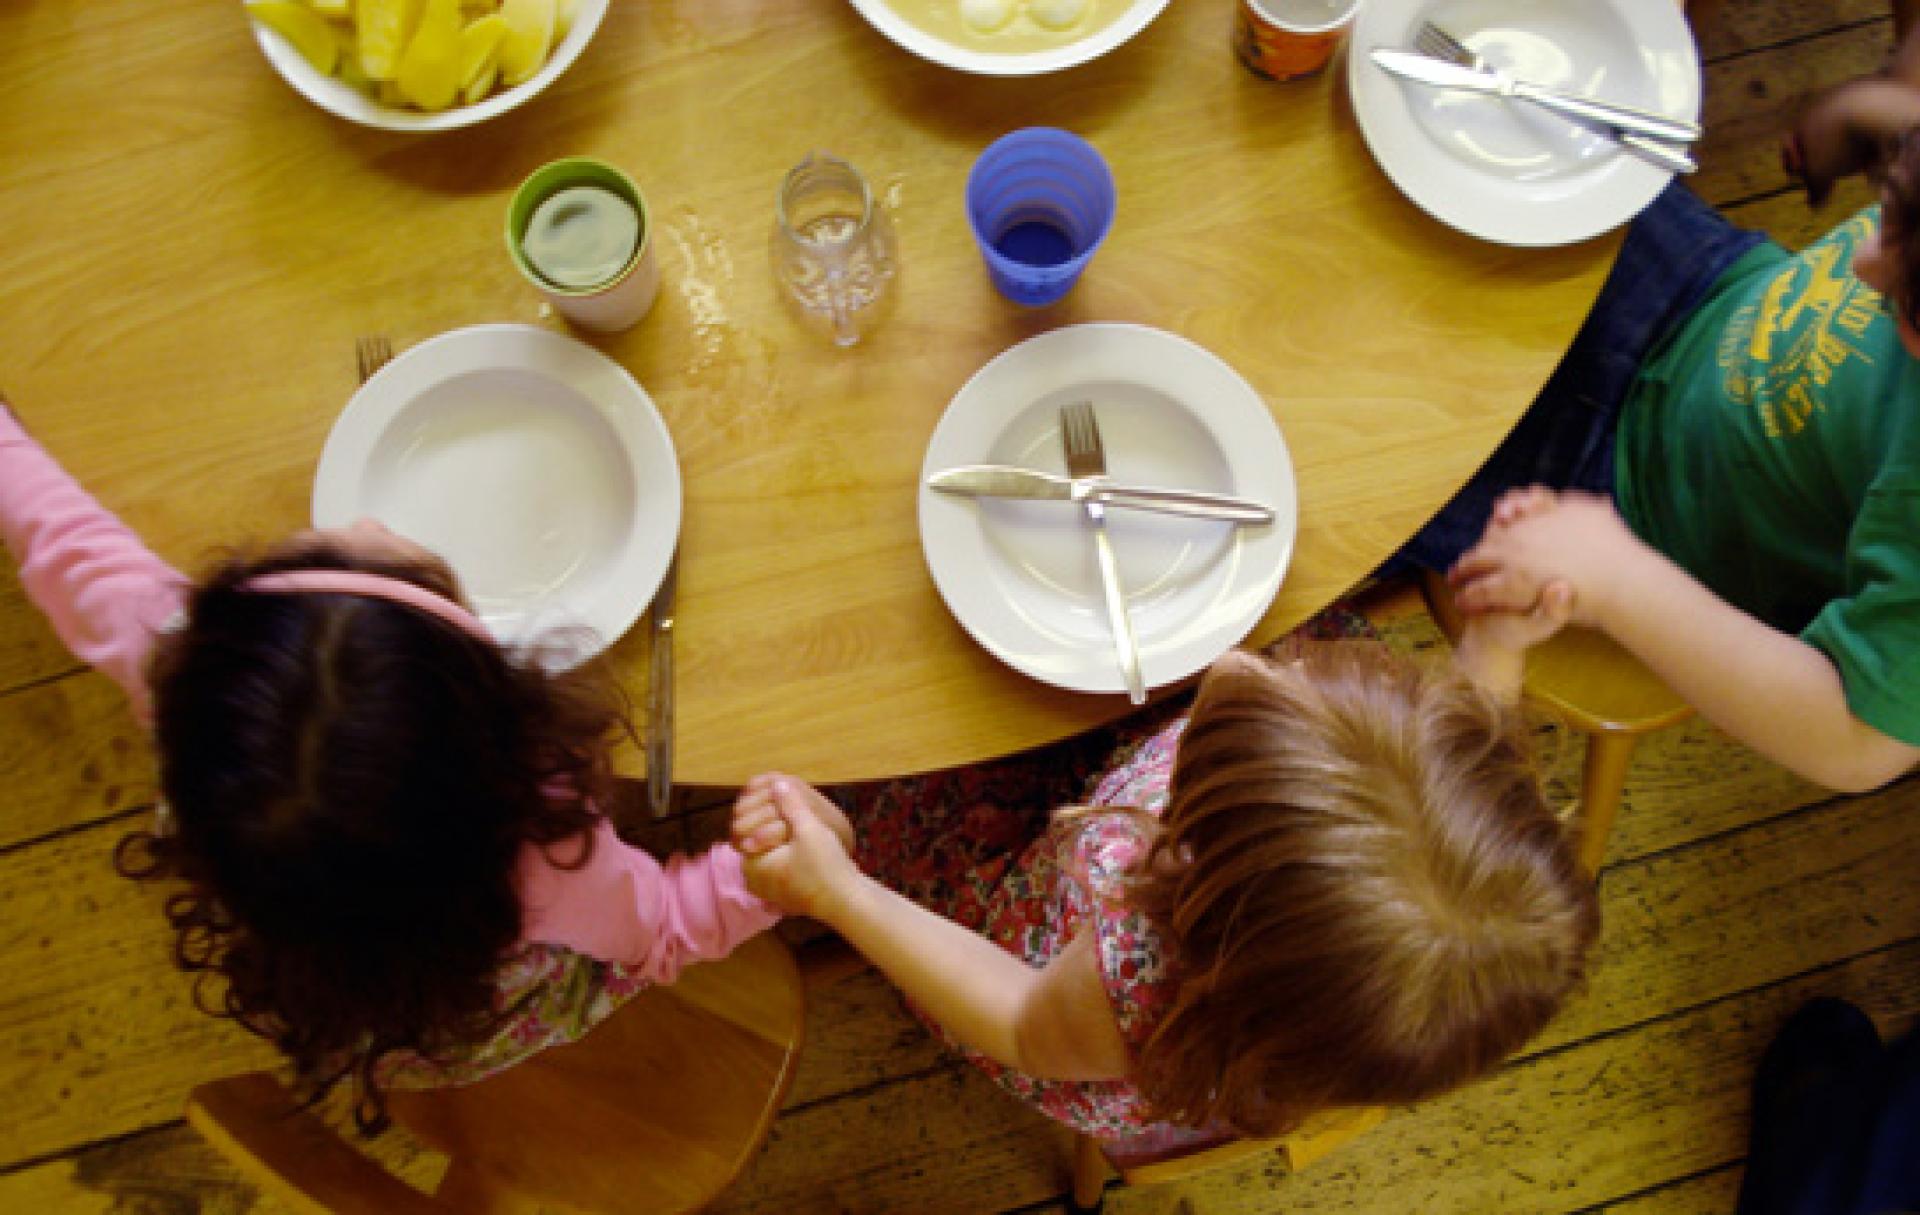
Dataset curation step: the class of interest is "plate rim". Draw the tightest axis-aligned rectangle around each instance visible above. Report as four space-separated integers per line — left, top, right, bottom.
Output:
918 322 1298 696
842 0 1172 76
310 322 680 664
1346 0 1700 247
250 0 611 133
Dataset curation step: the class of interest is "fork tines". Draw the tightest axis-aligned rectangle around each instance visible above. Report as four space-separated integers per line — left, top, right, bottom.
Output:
1060 401 1103 479
1413 21 1473 66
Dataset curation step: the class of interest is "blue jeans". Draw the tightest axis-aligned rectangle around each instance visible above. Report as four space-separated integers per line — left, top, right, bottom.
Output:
1394 182 1772 573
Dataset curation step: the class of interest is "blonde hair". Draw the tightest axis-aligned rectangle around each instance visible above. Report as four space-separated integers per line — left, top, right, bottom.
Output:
1129 643 1598 1136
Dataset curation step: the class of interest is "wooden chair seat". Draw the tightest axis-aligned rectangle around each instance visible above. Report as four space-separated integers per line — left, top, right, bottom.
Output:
1419 570 1692 875
1071 1107 1389 1209
187 932 804 1214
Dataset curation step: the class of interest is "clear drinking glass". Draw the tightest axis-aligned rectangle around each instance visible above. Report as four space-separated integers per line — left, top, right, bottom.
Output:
770 151 897 347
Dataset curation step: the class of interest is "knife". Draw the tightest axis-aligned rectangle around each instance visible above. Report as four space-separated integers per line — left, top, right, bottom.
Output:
644 553 677 820
928 466 1275 525
1370 48 1702 146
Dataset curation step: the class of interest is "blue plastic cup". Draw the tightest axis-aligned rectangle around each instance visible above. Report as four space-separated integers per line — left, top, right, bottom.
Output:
966 128 1116 308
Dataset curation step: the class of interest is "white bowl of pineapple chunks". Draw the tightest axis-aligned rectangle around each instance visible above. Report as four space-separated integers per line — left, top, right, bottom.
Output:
247 0 608 131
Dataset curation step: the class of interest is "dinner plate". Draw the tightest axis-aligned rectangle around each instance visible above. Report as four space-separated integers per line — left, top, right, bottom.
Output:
919 324 1297 696
844 0 1171 76
1347 0 1700 247
312 324 680 666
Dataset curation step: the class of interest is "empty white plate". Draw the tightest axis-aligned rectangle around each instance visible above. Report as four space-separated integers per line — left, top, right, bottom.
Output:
312 323 679 665
919 323 1297 696
1349 0 1700 246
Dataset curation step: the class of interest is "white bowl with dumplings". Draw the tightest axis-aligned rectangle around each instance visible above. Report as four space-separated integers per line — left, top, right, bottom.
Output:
845 0 1171 75
247 0 610 132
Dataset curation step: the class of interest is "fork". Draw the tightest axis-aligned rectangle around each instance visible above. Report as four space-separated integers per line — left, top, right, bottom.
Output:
1060 402 1146 705
355 333 394 383
1415 22 1699 175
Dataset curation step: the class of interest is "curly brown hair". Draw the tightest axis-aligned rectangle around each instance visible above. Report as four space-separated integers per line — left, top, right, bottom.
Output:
116 537 628 1132
1127 644 1599 1137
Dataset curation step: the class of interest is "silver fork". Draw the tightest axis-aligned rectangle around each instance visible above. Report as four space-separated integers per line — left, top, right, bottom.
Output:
356 333 394 383
1060 402 1145 705
1415 22 1698 175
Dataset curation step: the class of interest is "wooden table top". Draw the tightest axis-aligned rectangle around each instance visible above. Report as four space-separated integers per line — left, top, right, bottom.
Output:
0 0 1614 786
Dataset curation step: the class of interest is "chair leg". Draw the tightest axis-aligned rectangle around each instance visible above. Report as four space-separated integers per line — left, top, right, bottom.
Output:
1069 1133 1109 1214
1577 732 1639 877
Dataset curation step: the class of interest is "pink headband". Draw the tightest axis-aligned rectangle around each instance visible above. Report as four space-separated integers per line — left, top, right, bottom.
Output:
241 570 493 641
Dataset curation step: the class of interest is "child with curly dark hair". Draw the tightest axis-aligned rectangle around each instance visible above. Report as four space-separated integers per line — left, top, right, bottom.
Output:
0 398 788 1131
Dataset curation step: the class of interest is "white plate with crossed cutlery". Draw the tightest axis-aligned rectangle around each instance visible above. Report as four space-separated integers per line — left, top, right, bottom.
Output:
919 323 1297 699
1349 0 1702 247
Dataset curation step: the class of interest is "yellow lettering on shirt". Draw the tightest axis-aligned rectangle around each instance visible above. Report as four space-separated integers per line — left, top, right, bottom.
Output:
1724 212 1882 440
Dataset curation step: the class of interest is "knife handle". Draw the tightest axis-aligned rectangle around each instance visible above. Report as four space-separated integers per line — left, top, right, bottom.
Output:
1617 132 1696 175
1087 500 1146 705
1100 485 1275 524
646 612 674 819
1511 81 1701 145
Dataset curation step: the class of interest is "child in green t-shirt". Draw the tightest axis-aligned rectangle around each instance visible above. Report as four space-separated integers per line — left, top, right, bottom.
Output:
1426 19 1920 794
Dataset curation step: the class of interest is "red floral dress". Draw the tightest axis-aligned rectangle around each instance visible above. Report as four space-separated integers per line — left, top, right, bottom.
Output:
842 603 1375 1139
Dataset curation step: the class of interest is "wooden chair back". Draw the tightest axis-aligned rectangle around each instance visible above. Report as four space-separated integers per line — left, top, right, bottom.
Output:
187 933 804 1215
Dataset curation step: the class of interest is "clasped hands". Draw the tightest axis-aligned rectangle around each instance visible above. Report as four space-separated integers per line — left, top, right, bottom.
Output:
728 773 859 918
1449 485 1649 635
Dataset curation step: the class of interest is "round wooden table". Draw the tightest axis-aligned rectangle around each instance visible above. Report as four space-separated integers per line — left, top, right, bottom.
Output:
0 0 1615 785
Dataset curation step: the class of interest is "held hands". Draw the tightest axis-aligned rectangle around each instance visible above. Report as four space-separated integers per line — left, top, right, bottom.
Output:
729 773 858 920
1449 487 1649 632
1783 76 1920 205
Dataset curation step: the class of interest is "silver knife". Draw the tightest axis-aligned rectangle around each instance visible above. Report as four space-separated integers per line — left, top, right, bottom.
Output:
1370 48 1702 146
645 553 677 819
928 466 1274 525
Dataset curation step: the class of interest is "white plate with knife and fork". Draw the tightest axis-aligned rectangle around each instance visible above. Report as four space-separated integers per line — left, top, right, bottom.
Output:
919 323 1297 697
1348 0 1701 247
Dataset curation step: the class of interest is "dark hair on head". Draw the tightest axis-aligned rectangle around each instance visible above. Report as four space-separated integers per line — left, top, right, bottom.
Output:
1874 125 1920 331
1128 643 1599 1137
115 538 627 1132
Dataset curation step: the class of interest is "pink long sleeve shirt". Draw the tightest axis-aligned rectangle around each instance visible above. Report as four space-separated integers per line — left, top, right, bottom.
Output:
0 410 777 980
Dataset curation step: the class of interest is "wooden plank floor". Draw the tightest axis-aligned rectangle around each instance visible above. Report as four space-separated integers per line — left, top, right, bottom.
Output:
2 1 1917 1211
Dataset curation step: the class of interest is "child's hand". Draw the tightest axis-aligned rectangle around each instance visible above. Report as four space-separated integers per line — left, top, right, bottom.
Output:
1449 488 1648 630
730 776 860 919
1460 581 1576 655
1784 77 1920 205
730 773 854 856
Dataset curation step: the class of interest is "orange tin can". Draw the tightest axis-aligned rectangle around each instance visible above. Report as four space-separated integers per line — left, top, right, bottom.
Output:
1235 0 1359 81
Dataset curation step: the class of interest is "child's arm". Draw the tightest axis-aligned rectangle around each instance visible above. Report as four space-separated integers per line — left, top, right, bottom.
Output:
0 402 191 723
731 775 1131 1082
515 817 782 980
1785 4 1920 207
1449 581 1575 702
1450 489 1920 792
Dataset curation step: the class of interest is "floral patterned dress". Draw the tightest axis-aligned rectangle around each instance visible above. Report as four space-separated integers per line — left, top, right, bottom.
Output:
375 944 658 1090
842 606 1373 1138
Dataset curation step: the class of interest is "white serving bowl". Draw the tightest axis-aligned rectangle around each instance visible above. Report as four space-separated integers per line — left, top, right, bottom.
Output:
249 0 611 132
845 0 1171 75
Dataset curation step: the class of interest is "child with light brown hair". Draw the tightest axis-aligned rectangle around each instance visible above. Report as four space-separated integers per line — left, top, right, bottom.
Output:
729 602 1598 1144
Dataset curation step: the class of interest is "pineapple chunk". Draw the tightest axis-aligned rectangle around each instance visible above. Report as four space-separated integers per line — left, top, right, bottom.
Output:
306 0 352 17
463 57 499 105
459 14 507 87
396 0 462 110
249 1 340 75
357 0 421 80
495 0 555 86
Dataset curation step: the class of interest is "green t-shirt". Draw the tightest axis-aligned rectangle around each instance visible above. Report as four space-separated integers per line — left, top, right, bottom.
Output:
1615 207 1920 746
